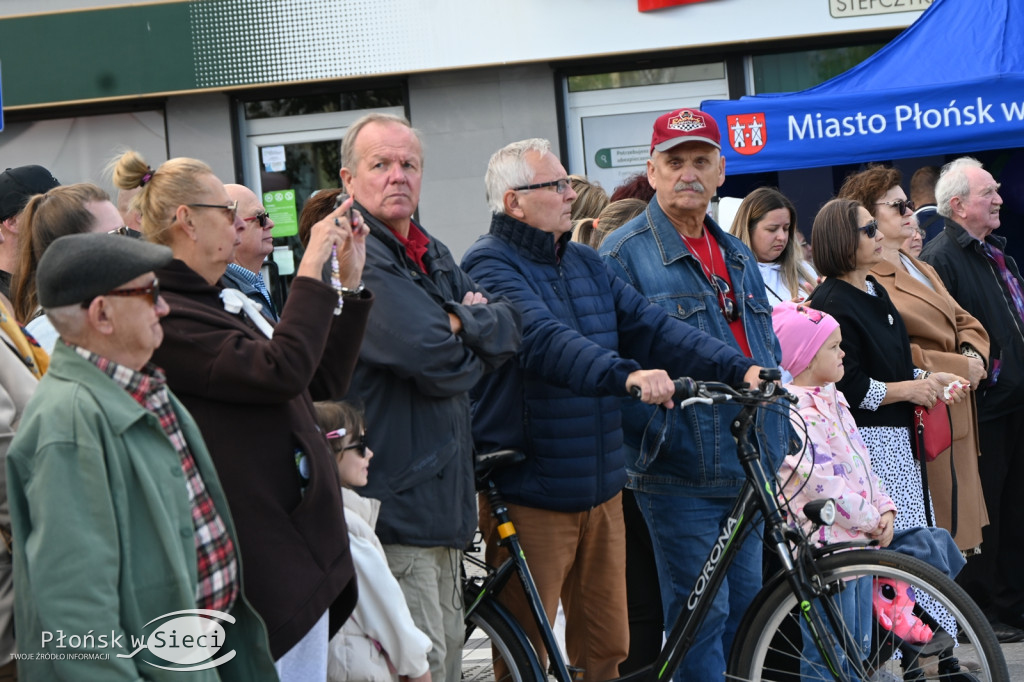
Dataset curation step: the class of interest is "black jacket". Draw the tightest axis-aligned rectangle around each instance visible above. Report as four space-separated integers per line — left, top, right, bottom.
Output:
346 204 521 547
807 276 915 429
920 219 1024 419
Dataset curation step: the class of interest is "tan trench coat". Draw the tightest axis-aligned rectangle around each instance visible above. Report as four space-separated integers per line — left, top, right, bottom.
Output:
871 253 990 551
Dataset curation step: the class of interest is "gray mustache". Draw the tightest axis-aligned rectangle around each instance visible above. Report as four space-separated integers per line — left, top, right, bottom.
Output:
674 181 705 193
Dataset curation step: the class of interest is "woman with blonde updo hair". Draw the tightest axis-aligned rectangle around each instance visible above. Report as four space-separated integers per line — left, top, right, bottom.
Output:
12 183 125 350
729 187 815 305
111 149 373 681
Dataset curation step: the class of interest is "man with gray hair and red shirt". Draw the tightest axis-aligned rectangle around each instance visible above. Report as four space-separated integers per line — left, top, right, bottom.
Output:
599 108 787 681
339 112 521 682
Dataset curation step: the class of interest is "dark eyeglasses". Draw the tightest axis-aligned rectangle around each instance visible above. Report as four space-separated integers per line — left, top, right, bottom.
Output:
243 211 271 228
858 220 879 239
512 178 572 195
342 435 370 458
108 226 143 239
82 278 161 308
187 200 239 222
711 274 740 322
876 199 915 215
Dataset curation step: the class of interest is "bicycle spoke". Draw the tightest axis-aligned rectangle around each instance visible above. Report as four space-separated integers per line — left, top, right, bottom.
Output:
729 549 1009 681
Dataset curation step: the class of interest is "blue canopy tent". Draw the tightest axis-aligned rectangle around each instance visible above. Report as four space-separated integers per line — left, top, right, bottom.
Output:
701 0 1024 175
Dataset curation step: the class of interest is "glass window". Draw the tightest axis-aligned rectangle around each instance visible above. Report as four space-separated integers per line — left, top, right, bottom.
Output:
244 87 405 119
567 63 725 93
751 44 884 94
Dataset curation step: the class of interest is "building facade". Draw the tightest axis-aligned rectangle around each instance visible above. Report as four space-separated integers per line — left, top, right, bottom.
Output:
0 0 930 260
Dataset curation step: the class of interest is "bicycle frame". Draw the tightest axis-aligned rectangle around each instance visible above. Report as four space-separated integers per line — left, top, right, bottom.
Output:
644 395 793 682
649 390 866 682
466 483 576 682
470 381 863 682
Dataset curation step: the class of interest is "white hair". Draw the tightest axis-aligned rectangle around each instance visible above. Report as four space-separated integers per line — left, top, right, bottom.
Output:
45 304 87 341
485 138 552 214
935 157 983 218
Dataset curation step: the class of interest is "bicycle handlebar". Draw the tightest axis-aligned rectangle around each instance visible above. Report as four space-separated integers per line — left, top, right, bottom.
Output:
628 367 793 407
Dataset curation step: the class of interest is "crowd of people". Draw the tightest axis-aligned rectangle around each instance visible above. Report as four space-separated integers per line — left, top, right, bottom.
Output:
0 104 1019 682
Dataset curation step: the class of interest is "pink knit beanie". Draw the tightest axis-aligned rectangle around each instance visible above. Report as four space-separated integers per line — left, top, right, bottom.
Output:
771 301 840 378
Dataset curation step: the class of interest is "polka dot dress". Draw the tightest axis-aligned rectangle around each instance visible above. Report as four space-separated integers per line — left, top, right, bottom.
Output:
855 281 955 637
860 423 956 638
859 426 930 531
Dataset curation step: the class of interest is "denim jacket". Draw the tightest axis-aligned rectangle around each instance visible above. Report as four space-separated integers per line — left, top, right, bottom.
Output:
599 201 789 497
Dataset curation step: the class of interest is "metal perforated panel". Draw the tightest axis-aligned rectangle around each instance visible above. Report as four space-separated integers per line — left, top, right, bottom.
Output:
190 0 427 88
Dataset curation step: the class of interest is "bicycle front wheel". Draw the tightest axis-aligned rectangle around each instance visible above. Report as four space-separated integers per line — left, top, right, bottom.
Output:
463 598 544 682
729 548 1008 681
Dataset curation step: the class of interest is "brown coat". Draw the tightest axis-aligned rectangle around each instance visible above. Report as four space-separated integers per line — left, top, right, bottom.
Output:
151 260 372 658
871 253 990 550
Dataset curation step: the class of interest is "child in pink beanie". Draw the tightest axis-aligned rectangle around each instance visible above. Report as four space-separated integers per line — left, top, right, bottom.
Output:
772 300 897 546
772 300 897 677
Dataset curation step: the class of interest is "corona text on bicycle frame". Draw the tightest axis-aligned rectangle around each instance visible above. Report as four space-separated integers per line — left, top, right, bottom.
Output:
687 515 741 610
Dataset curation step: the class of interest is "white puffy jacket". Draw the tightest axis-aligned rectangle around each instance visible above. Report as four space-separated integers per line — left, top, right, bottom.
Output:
328 489 432 682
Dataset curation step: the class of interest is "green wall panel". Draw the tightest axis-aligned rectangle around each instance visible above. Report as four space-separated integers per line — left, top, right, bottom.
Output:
0 3 195 107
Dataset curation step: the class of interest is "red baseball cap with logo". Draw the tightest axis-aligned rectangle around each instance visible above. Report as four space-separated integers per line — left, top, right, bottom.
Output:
650 108 721 155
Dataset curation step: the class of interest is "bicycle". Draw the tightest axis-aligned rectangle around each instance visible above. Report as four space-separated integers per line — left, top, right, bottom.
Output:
461 370 1009 681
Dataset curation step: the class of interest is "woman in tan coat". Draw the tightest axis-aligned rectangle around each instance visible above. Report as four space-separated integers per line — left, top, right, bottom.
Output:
839 166 990 553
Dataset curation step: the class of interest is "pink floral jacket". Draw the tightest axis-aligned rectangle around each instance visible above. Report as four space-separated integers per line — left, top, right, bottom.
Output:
781 383 897 546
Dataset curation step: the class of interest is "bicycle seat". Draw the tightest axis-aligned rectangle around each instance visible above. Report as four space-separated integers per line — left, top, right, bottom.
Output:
474 449 525 489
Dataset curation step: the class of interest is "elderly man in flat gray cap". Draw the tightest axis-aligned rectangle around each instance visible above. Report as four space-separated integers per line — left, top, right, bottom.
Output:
5 233 277 681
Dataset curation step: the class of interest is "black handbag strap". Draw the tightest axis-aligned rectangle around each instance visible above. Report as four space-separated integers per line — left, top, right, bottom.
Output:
916 419 935 527
946 406 957 538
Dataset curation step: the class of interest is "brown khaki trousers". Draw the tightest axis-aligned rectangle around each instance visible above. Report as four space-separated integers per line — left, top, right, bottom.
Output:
480 492 629 682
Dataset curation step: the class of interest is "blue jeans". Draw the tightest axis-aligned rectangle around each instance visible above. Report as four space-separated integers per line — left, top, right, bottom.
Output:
635 490 762 682
801 576 873 679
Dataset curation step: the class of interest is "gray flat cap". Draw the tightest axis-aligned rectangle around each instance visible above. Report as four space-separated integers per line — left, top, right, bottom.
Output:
0 165 60 221
38 233 173 308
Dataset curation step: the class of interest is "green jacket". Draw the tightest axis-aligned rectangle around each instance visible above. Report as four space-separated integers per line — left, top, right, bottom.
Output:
6 343 277 681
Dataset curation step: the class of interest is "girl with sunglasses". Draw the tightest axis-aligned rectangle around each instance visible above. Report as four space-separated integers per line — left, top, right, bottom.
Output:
315 400 432 682
839 166 990 558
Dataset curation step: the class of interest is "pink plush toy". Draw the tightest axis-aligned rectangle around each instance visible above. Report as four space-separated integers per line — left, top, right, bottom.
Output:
873 578 934 644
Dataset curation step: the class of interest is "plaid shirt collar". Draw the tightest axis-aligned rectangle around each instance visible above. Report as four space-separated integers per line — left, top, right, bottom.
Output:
70 342 167 407
69 341 240 614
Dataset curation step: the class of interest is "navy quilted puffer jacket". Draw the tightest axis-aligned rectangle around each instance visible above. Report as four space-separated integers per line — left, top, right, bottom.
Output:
462 213 753 512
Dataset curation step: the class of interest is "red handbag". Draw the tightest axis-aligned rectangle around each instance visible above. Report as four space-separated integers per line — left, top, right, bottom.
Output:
912 403 952 463
913 402 954 530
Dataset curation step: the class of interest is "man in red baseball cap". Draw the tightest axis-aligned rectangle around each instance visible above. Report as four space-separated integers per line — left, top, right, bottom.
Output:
649 107 722 154
598 109 784 681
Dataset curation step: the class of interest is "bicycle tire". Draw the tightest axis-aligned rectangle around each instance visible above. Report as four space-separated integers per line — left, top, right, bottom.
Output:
463 598 544 682
729 548 1008 681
